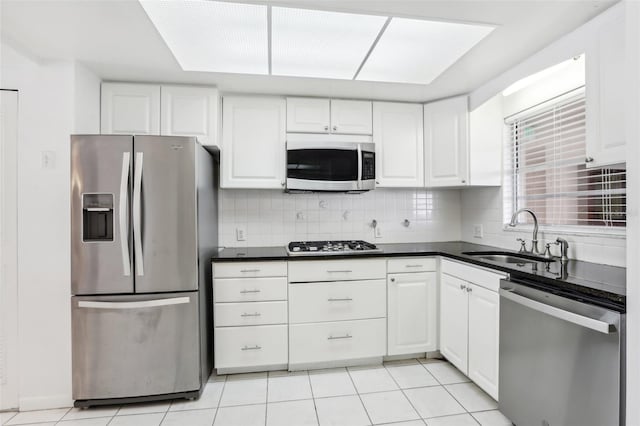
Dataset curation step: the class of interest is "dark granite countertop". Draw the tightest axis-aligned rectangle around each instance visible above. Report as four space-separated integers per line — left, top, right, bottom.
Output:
213 241 626 312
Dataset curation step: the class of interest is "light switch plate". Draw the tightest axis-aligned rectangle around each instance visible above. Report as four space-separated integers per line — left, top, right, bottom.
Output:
236 227 246 241
473 224 483 238
375 226 383 239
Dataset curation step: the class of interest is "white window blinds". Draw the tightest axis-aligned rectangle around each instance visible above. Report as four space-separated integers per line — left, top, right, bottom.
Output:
505 90 626 228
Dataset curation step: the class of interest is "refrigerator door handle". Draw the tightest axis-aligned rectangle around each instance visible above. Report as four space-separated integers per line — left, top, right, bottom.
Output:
119 152 131 276
133 152 144 276
77 297 190 310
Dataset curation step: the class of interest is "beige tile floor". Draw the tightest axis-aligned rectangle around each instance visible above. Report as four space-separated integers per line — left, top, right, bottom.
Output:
1 359 512 426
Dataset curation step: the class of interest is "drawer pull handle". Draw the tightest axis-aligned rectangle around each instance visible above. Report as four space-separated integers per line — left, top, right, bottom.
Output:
241 345 262 351
328 334 352 340
241 312 261 317
328 298 353 302
241 269 261 273
240 289 261 294
327 270 353 273
405 264 423 268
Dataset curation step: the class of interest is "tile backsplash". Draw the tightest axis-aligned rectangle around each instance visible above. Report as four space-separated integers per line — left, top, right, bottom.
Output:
219 188 462 247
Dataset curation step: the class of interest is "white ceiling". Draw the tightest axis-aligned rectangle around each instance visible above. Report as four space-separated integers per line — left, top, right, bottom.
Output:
0 0 617 102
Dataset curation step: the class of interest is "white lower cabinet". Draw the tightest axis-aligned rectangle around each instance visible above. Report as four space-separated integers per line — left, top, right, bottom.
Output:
214 325 288 370
387 270 438 356
439 259 504 401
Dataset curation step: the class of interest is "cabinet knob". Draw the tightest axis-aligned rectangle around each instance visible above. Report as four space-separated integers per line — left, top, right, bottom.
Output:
390 278 395 282
585 157 594 163
332 126 337 131
281 181 285 187
461 180 466 184
460 284 466 290
324 125 329 132
467 287 472 293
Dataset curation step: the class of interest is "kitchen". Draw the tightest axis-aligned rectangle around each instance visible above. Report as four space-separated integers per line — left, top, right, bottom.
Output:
0 0 638 425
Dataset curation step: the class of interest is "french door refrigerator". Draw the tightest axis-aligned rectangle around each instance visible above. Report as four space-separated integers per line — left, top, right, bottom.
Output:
70 135 217 407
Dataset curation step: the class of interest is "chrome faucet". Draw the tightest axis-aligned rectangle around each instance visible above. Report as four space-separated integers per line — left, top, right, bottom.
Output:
509 208 540 254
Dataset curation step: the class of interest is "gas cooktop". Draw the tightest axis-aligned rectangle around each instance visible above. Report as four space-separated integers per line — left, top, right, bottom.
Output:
286 240 381 256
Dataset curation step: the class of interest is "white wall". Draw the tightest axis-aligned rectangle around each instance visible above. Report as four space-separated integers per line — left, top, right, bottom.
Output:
0 39 100 410
219 188 462 247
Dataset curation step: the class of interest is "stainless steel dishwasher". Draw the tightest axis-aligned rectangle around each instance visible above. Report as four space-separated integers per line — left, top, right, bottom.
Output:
499 279 625 426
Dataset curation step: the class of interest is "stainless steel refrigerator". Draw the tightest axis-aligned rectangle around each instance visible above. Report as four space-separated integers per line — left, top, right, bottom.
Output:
70 135 217 407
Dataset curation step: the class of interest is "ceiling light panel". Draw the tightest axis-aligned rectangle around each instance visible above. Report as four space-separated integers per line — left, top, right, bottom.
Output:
271 7 387 80
139 0 268 74
357 18 495 85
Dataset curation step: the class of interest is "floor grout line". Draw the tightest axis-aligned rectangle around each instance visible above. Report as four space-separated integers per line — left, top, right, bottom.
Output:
382 358 426 425
345 366 375 426
306 370 321 426
211 375 228 426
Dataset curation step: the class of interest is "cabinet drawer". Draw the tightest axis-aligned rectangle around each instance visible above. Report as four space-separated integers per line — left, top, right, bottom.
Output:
214 261 287 278
214 325 287 370
214 277 287 302
288 259 386 282
387 257 436 273
441 259 505 292
215 301 287 327
289 318 386 365
289 280 385 324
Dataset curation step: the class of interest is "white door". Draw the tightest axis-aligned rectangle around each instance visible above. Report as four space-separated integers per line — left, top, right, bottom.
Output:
424 96 469 187
330 99 372 135
286 97 330 133
160 85 219 146
387 272 437 355
439 273 469 374
585 5 626 168
467 283 500 400
221 96 286 189
100 82 160 135
0 90 19 410
373 102 424 187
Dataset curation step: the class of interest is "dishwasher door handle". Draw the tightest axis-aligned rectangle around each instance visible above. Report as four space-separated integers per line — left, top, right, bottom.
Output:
499 288 617 334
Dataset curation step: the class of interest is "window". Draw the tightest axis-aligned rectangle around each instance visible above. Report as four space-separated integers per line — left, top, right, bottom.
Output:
505 89 626 229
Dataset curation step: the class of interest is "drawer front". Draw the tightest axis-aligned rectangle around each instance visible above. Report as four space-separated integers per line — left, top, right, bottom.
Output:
441 259 506 292
289 280 386 324
214 261 287 278
288 259 386 282
215 301 287 327
214 277 287 302
289 318 386 365
214 325 288 369
387 257 437 273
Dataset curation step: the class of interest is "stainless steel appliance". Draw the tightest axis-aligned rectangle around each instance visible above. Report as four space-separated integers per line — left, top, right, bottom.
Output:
286 133 375 192
499 278 624 426
70 135 217 407
287 240 381 256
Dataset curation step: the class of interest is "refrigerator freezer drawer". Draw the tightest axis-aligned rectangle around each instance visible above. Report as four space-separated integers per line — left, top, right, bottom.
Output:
72 292 200 401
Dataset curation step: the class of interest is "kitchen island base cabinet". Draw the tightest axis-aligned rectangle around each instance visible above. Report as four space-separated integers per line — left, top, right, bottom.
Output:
214 325 288 374
289 318 386 368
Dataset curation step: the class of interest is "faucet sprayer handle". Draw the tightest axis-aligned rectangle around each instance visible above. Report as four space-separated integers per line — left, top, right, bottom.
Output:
516 238 527 253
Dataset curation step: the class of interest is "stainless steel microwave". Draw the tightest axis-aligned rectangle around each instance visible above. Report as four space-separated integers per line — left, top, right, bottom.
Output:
286 134 376 192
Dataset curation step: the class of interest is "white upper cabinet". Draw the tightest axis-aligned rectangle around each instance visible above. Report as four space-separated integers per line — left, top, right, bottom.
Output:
101 82 160 135
160 85 219 146
585 4 626 168
387 271 437 356
373 102 424 187
330 99 373 135
424 96 469 187
468 95 503 186
286 97 331 133
221 96 286 189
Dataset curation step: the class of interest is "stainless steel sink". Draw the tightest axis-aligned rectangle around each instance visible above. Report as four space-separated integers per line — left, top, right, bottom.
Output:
462 251 554 264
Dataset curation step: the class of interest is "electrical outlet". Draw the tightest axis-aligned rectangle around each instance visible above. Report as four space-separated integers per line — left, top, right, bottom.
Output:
375 226 383 239
236 227 246 241
473 224 483 238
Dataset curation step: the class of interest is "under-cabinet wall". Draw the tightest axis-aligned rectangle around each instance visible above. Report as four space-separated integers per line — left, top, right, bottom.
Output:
219 188 462 247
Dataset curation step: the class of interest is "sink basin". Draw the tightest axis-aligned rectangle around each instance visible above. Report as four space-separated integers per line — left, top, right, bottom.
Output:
462 251 554 264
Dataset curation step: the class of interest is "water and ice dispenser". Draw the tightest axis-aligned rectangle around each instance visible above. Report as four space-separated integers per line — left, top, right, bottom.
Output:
82 194 114 241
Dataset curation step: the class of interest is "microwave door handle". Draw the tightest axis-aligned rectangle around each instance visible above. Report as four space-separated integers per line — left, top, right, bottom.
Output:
357 144 363 189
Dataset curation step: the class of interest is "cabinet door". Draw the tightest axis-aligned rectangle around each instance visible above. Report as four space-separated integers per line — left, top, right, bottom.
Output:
388 272 437 355
101 83 160 135
585 6 626 168
468 283 499 400
424 96 469 187
161 85 219 146
286 97 330 133
439 273 468 374
330 99 372 135
221 96 286 189
373 102 424 187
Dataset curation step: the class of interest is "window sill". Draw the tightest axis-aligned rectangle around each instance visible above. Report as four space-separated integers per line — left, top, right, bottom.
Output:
502 224 626 239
